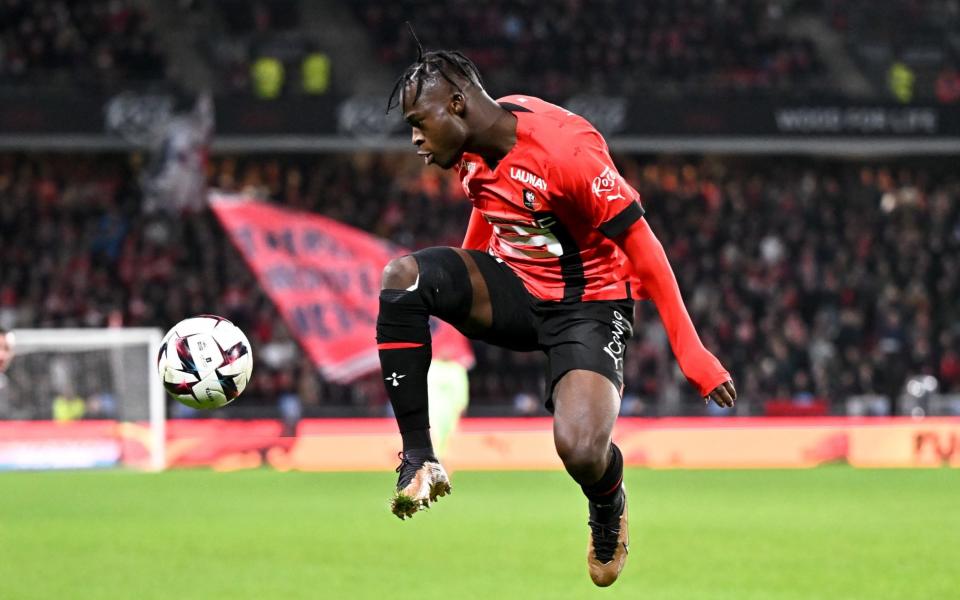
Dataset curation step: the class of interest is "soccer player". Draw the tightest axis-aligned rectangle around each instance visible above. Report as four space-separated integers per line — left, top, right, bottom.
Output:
377 47 736 587
426 358 470 460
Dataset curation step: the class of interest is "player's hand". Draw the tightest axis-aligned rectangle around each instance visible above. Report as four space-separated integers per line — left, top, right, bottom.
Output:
705 380 736 408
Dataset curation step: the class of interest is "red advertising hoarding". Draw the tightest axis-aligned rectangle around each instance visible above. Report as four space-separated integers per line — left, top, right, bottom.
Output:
4 418 958 471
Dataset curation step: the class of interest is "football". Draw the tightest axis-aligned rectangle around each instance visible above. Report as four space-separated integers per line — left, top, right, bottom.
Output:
157 314 253 409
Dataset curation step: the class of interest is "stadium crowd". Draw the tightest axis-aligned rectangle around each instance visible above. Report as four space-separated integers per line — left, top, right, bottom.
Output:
357 0 825 99
1 152 958 419
0 0 166 90
823 0 960 102
7 0 960 103
195 0 334 97
0 0 832 101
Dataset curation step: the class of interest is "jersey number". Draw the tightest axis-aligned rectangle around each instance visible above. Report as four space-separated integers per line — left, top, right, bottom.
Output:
494 223 564 258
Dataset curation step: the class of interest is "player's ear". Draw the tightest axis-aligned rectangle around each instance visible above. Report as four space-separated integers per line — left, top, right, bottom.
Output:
450 92 466 117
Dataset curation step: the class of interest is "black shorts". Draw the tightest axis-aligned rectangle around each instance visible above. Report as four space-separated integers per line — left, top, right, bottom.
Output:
464 250 635 412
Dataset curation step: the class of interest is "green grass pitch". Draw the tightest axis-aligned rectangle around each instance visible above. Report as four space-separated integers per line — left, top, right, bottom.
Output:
1 467 958 599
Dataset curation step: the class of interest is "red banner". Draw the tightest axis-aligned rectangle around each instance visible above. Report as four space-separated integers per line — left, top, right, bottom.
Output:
211 197 474 382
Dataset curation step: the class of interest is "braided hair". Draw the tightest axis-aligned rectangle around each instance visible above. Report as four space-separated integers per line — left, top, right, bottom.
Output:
386 25 484 114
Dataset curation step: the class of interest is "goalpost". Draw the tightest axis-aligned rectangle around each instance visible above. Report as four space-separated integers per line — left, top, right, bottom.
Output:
3 328 166 471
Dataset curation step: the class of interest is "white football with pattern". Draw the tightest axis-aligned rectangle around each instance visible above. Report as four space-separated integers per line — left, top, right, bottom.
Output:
157 315 253 409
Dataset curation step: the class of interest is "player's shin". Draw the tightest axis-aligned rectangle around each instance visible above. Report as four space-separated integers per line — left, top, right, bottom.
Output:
583 443 628 585
377 288 433 452
582 444 624 515
378 287 453 519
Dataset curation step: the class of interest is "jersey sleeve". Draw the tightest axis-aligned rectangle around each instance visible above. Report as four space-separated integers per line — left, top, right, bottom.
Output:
461 208 493 251
552 127 644 238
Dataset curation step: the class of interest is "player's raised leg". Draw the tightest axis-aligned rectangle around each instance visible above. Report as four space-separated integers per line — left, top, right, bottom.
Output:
377 252 442 519
553 370 629 587
377 247 498 519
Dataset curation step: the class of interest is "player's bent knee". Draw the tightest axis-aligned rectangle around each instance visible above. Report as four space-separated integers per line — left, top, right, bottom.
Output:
555 431 609 478
381 255 419 290
555 416 610 459
408 247 474 324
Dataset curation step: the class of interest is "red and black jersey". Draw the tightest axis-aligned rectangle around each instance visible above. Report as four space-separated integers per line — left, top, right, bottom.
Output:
458 95 644 302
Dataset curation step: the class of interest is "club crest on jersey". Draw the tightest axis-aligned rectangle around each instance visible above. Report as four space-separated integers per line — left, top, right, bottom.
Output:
522 189 540 210
510 167 547 192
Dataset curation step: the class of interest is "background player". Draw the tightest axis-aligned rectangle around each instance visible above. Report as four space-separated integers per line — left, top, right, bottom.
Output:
426 356 470 461
377 46 736 587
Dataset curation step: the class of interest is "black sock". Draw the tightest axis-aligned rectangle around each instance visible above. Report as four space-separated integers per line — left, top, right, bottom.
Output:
582 444 624 508
377 288 434 453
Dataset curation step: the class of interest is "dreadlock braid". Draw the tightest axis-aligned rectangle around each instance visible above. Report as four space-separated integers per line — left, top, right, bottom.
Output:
386 48 485 114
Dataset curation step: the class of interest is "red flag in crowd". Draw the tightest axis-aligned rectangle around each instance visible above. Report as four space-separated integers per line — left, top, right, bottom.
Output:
211 196 474 383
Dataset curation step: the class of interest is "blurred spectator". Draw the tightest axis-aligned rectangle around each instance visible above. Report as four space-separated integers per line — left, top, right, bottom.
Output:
0 328 13 373
935 66 960 104
512 392 539 416
85 390 117 419
888 60 915 103
278 384 302 436
251 55 284 99
52 392 85 422
301 50 331 95
142 94 214 213
0 328 14 417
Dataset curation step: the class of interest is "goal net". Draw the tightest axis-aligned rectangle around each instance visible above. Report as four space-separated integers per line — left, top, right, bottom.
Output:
0 328 166 471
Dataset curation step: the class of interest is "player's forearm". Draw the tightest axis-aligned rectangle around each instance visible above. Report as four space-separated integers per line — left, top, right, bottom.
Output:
618 219 704 361
461 208 493 250
616 219 728 395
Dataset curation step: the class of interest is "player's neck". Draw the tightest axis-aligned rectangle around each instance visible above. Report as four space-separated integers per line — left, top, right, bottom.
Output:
464 103 517 169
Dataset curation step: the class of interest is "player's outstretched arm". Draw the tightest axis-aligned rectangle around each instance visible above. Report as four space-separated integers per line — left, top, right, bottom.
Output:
614 217 736 408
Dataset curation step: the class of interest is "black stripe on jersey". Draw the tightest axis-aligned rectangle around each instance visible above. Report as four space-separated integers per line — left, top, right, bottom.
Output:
498 102 533 113
598 201 645 238
534 211 586 302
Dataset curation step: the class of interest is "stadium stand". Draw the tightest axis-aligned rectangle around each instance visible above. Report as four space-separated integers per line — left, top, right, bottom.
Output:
190 0 335 97
354 0 827 99
2 153 957 418
6 0 957 101
0 0 166 90
823 0 960 101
